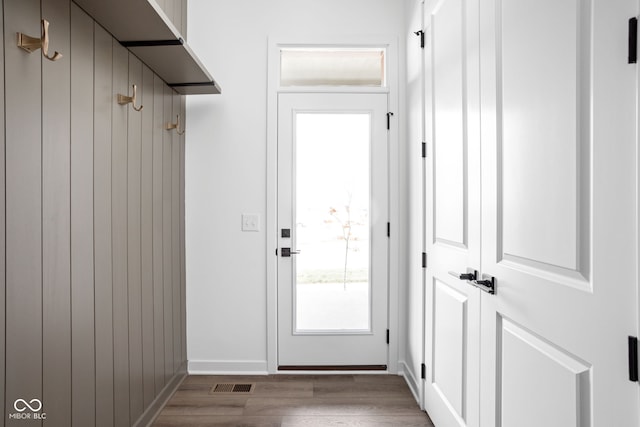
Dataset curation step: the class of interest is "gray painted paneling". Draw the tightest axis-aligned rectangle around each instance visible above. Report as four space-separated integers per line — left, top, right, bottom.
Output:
1 3 189 426
42 0 72 425
173 0 182 35
180 95 187 363
163 85 175 382
4 1 43 425
160 0 174 29
172 93 181 371
127 53 144 422
153 74 167 395
70 5 96 425
181 0 187 41
112 41 131 427
0 1 5 423
141 64 156 409
93 22 115 427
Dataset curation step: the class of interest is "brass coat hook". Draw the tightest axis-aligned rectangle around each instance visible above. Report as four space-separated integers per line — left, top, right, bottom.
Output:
166 114 185 135
17 19 63 61
118 84 143 111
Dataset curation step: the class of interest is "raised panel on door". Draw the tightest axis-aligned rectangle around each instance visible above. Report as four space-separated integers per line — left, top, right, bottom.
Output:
499 318 590 427
94 22 115 427
70 4 95 426
42 1 71 425
479 0 639 425
141 63 156 409
431 280 468 417
152 74 167 394
423 0 481 426
4 1 43 424
127 53 144 422
112 40 131 427
498 0 586 275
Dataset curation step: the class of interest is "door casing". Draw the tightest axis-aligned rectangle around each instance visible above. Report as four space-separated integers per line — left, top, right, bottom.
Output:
266 36 400 373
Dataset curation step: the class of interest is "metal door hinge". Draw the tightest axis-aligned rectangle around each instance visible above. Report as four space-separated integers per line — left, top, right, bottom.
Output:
386 329 390 344
629 336 638 382
629 17 638 64
422 252 427 268
421 363 426 379
387 112 394 130
414 30 425 48
422 142 427 158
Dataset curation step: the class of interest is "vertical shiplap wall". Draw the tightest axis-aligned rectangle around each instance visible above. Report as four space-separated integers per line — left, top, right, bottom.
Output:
93 21 115 427
162 85 175 384
112 40 131 427
0 2 5 424
1 1 188 426
42 0 72 425
152 74 167 398
70 4 96 425
127 53 144 425
157 0 187 39
4 2 43 425
141 64 156 410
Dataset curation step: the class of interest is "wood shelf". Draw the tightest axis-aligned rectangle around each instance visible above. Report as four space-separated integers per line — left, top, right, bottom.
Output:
73 0 220 94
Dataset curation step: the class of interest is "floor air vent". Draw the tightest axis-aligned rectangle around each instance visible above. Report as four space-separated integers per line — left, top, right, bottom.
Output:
210 383 255 394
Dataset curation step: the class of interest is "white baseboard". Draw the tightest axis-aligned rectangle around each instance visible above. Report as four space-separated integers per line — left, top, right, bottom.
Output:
398 360 422 408
188 360 269 375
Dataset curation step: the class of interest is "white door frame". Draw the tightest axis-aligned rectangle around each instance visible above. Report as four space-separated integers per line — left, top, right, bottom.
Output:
266 35 400 374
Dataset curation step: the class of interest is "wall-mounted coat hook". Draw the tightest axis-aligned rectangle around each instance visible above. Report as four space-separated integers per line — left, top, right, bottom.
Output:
118 84 143 111
166 114 185 135
17 19 63 61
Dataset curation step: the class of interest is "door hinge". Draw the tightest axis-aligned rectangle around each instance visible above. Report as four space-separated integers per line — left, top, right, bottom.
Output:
421 363 426 379
387 112 394 130
422 142 427 158
422 252 427 268
414 30 425 48
629 336 638 382
629 17 638 64
386 329 390 344
387 222 390 237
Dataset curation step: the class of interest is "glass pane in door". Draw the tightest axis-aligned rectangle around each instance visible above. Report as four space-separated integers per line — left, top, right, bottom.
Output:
294 113 371 332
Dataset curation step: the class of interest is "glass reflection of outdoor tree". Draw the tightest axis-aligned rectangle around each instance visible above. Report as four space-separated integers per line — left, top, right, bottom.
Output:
327 191 365 290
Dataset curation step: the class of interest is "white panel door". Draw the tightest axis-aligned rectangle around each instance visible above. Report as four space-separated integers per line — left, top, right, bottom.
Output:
277 93 389 368
479 0 639 426
423 0 481 425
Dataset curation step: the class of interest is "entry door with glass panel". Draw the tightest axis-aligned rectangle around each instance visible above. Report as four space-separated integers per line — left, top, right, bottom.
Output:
277 93 388 368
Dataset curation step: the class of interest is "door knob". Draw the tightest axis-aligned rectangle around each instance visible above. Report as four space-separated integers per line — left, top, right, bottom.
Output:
449 270 477 281
281 248 301 257
472 275 496 294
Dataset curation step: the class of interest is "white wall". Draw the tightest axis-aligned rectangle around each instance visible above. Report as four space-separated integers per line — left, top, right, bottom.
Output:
186 0 407 373
401 0 425 400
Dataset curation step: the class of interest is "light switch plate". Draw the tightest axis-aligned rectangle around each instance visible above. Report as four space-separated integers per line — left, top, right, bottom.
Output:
242 214 260 232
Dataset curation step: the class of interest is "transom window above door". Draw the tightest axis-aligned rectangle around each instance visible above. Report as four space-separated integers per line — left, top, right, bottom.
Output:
280 47 386 87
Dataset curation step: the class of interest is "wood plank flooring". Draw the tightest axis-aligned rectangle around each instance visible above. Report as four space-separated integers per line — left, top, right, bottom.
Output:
153 374 434 426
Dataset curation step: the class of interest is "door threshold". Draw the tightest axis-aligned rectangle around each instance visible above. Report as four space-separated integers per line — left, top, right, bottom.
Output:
278 365 387 371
